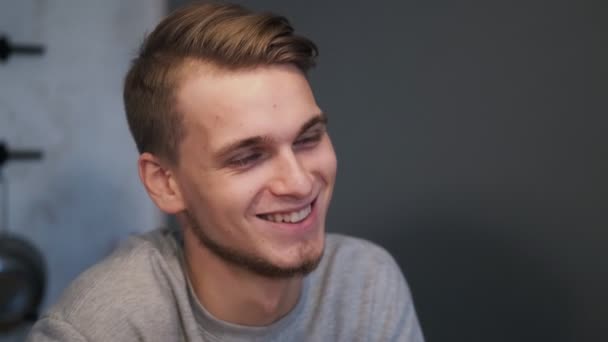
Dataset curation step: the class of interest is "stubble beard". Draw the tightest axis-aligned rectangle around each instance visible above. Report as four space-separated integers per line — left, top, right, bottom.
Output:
185 211 324 278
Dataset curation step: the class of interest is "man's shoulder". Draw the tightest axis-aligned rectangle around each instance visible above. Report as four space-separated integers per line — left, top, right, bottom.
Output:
38 228 184 335
303 233 424 341
324 233 399 270
313 233 407 297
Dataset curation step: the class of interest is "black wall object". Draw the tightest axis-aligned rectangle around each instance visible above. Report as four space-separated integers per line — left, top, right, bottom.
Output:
0 143 46 332
0 35 44 62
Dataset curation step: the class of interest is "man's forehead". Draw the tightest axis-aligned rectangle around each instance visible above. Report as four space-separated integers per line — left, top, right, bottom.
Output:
194 110 326 151
175 63 318 138
174 63 249 141
212 113 326 164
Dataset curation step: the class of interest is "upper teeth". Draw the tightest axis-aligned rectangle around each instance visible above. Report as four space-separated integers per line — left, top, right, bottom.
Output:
262 205 312 223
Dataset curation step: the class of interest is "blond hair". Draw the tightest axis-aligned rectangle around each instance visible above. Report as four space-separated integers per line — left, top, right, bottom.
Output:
123 2 318 164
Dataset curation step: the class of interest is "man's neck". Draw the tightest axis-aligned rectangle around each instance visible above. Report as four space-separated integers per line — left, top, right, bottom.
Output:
182 229 303 326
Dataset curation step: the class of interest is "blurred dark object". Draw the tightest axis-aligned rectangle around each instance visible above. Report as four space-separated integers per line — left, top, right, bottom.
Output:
0 35 45 62
0 234 45 331
0 142 43 166
0 141 45 332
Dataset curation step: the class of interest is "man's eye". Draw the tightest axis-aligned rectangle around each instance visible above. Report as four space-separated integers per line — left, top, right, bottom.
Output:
229 152 263 168
294 133 322 148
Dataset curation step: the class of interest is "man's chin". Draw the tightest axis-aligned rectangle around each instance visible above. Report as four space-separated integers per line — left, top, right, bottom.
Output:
190 222 325 278
265 249 325 278
210 243 324 279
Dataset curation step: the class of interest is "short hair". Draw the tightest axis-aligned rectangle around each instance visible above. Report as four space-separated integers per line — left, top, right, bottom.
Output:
123 2 318 164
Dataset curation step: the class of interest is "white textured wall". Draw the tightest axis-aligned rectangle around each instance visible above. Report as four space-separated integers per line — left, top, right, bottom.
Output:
0 0 165 339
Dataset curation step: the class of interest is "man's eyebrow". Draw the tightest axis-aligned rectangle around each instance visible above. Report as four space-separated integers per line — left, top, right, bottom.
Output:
297 113 328 136
214 136 273 161
214 113 328 160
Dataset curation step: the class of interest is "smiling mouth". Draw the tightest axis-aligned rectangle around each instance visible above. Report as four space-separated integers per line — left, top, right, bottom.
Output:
257 200 315 224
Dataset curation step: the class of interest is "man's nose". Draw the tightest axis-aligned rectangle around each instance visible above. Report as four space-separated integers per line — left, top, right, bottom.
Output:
268 149 313 198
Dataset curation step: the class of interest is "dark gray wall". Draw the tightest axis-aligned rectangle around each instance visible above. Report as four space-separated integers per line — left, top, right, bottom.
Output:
170 1 607 341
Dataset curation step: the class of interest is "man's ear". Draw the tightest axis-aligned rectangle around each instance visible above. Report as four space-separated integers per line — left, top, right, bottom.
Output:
138 152 186 214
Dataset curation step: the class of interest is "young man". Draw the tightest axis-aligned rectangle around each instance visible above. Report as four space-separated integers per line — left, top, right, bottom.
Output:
28 3 424 341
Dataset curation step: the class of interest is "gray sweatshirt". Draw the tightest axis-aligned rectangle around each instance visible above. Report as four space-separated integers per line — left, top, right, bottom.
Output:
27 227 425 341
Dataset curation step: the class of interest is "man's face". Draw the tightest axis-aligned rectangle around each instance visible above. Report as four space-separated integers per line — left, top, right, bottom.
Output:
172 63 337 277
